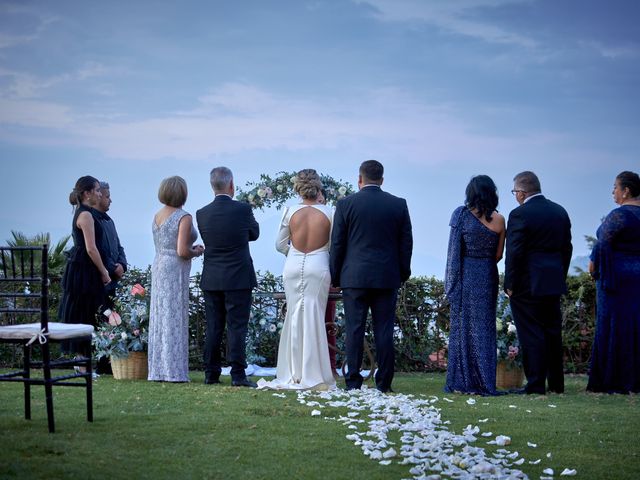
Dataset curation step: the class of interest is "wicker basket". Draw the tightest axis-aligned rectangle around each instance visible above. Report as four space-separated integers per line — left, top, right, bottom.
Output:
111 351 148 380
496 360 524 390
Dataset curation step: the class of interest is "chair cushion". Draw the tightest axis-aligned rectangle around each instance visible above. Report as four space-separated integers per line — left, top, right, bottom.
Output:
0 322 94 341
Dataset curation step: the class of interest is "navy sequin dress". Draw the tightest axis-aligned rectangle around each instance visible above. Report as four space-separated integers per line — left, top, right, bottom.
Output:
588 205 640 393
444 206 499 395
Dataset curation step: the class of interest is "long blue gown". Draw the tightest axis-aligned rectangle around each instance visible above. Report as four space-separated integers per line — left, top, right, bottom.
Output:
588 205 640 393
444 206 499 395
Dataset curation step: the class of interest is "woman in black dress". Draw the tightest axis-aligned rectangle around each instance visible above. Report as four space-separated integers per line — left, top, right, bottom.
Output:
59 176 111 354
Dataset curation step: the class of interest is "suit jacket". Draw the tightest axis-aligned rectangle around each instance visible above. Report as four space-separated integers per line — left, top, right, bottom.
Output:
95 211 127 277
196 195 259 291
504 195 572 297
330 185 413 289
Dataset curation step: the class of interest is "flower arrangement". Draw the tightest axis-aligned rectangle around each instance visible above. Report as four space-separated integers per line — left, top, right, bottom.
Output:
496 292 523 369
93 276 150 360
236 171 355 210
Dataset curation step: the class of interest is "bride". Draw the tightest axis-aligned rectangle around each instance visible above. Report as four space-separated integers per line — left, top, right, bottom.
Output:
258 169 336 390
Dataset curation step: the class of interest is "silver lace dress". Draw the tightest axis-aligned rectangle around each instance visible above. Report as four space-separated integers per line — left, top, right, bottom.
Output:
148 209 196 382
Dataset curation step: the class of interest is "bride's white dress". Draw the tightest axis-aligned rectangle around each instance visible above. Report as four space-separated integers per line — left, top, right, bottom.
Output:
258 204 336 390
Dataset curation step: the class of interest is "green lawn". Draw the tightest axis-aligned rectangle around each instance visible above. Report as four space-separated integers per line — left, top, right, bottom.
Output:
0 372 638 479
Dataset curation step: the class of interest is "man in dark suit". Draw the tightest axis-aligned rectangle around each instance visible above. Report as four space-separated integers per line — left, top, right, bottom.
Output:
330 160 413 393
504 171 572 394
197 167 260 388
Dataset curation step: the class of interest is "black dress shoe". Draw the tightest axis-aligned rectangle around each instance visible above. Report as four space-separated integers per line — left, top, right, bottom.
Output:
232 378 258 388
377 387 394 393
205 376 221 385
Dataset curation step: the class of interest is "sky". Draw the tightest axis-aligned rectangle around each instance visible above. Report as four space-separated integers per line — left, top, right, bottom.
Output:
1 0 638 278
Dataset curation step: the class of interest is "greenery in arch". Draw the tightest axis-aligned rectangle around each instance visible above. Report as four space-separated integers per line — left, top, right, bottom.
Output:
235 171 356 210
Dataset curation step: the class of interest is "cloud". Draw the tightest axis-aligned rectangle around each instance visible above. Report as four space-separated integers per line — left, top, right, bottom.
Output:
354 0 537 47
0 62 113 99
0 80 578 170
0 4 58 50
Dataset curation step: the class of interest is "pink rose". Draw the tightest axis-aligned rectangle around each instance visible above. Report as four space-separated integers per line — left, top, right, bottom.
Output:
131 284 146 297
108 311 122 326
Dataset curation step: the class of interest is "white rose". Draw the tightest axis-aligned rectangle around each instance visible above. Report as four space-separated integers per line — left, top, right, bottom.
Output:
338 186 347 195
277 322 283 329
507 323 517 334
257 188 266 198
290 176 296 184
248 194 255 201
121 332 128 340
259 318 266 326
276 184 284 193
269 324 277 333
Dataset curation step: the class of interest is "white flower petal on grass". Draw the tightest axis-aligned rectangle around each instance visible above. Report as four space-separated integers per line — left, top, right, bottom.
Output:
548 404 557 408
540 477 554 480
379 460 392 465
271 393 286 398
466 398 476 405
527 442 538 448
513 458 525 465
382 448 397 459
526 409 532 413
311 409 321 416
509 405 517 409
495 435 512 446
547 452 553 458
369 450 383 460
442 397 454 403
481 432 493 437
529 459 541 464
506 451 519 459
561 468 577 476
543 468 554 475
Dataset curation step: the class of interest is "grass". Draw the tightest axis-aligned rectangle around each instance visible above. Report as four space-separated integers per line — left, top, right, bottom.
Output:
0 372 638 479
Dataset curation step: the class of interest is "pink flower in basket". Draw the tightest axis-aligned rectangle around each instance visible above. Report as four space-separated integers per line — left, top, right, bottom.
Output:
131 283 146 297
103 308 122 326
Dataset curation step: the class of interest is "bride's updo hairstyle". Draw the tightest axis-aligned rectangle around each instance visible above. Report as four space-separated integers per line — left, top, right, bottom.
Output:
465 174 499 222
69 175 99 209
294 169 323 200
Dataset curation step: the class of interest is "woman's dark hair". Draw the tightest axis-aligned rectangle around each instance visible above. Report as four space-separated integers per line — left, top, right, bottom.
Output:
465 175 499 221
616 170 640 197
69 175 99 207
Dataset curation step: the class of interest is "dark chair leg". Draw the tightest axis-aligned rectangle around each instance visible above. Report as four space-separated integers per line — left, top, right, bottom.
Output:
86 345 93 423
23 344 31 420
42 343 55 433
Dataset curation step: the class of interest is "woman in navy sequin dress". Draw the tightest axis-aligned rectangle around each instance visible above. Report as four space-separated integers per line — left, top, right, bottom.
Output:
588 171 640 394
445 175 505 395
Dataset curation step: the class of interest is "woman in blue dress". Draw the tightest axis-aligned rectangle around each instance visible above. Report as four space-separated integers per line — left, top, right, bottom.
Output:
445 175 505 395
588 171 640 394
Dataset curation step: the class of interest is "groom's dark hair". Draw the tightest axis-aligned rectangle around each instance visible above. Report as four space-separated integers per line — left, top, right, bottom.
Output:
360 160 384 183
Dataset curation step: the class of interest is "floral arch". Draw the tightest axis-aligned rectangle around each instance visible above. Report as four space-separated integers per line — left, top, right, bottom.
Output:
235 171 355 210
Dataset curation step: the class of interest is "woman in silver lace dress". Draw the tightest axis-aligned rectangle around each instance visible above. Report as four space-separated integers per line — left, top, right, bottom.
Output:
148 176 204 382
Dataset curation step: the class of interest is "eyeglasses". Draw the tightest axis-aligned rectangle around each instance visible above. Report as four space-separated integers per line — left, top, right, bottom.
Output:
511 189 526 195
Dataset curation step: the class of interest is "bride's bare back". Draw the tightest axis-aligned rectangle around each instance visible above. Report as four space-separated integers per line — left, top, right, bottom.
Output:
289 206 330 253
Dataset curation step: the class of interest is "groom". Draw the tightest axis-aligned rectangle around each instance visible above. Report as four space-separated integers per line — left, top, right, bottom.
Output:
197 167 260 388
330 160 413 392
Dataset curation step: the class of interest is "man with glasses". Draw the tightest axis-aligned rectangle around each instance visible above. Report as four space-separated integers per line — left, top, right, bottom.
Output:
504 171 572 394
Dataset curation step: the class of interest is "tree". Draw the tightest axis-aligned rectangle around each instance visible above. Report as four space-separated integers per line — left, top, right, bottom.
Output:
2 231 71 277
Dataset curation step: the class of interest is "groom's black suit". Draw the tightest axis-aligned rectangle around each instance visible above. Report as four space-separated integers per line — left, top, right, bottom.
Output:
504 194 572 394
330 185 413 391
196 195 259 382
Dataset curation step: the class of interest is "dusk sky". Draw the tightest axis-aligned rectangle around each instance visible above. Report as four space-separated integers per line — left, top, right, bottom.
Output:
1 0 638 278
